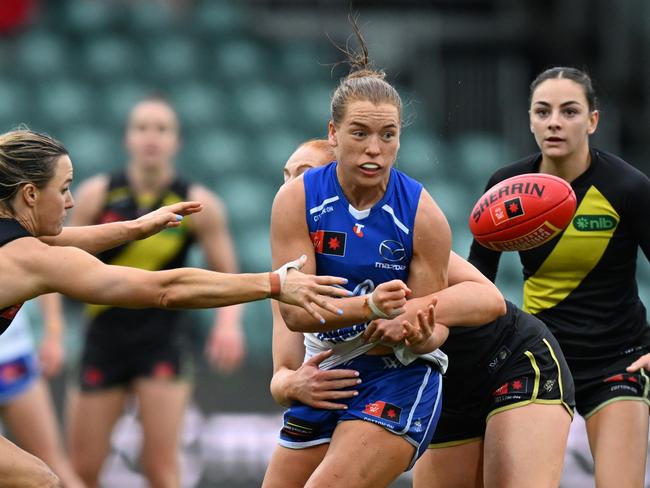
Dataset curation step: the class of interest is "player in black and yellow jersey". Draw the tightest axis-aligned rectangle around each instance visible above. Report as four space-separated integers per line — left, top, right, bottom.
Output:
466 67 650 487
65 96 246 488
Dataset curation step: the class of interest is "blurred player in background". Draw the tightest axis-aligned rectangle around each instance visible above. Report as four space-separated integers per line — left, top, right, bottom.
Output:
0 297 85 488
64 95 247 487
469 66 650 487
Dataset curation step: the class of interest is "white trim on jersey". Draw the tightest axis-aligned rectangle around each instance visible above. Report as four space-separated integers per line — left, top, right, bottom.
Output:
381 204 410 235
348 204 371 220
309 196 340 215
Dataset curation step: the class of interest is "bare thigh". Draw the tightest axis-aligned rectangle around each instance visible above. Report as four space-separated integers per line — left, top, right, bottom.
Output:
67 387 127 484
586 400 649 488
305 420 414 488
262 444 329 488
484 403 571 488
2 379 85 488
133 378 191 464
2 379 64 463
413 440 484 488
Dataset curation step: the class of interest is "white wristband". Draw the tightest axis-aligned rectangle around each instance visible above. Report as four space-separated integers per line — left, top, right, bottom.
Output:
367 293 392 319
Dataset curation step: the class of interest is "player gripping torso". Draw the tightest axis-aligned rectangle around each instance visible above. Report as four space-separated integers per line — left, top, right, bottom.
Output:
302 162 448 371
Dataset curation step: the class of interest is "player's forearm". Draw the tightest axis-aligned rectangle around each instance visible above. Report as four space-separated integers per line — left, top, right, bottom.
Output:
159 269 272 309
41 222 137 255
280 296 369 333
408 282 505 327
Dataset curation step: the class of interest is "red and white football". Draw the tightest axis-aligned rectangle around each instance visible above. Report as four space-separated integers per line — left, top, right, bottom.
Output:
469 173 577 251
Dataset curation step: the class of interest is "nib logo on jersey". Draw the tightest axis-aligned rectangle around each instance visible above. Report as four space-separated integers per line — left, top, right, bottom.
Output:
363 400 402 423
310 231 346 256
375 240 406 271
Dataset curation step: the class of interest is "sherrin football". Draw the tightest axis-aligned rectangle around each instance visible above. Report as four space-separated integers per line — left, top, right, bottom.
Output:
469 173 577 251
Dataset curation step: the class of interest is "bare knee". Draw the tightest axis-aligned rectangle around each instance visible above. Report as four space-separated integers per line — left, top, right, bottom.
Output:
142 454 179 488
71 457 101 488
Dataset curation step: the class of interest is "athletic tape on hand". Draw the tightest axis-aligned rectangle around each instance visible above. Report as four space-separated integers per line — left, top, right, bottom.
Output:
273 255 305 290
367 292 394 319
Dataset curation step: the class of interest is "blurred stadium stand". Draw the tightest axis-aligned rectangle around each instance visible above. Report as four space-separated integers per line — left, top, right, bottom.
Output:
1 0 649 486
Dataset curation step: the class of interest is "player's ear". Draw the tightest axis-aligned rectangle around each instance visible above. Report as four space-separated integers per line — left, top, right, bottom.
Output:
328 120 338 147
587 110 599 135
20 183 38 208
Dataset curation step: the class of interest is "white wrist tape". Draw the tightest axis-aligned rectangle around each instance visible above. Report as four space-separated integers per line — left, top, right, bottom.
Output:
273 255 305 291
367 293 392 319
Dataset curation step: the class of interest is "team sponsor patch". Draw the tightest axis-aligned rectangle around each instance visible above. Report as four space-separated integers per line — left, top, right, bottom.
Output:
310 231 346 256
282 416 319 439
363 400 402 423
0 360 28 384
82 366 105 387
492 377 529 397
487 345 511 373
489 197 525 226
152 361 176 379
603 373 642 395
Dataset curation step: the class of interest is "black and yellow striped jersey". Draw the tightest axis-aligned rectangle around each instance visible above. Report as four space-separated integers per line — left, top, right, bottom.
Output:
468 149 650 359
86 172 196 325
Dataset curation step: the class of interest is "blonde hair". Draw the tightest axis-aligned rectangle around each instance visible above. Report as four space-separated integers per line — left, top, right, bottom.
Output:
0 130 68 212
330 15 402 125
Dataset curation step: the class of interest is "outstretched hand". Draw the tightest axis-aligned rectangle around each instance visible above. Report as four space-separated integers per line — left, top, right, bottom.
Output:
288 349 361 410
626 353 650 373
134 201 203 240
276 255 351 323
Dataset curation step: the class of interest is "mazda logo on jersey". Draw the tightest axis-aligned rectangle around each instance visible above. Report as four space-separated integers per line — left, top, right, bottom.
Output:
310 230 346 256
379 240 405 262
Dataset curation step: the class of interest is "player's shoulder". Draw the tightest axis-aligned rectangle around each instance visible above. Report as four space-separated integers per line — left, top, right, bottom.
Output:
391 166 423 189
273 173 306 209
488 154 540 185
592 148 649 183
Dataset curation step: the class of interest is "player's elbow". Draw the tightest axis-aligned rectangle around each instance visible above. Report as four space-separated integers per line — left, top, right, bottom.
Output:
279 306 304 332
159 287 180 309
489 288 507 318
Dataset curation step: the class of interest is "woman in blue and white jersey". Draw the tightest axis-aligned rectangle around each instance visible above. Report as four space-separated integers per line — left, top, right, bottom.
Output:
263 24 454 488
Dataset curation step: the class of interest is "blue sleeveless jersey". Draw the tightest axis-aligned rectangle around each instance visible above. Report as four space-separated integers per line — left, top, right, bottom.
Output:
303 162 422 344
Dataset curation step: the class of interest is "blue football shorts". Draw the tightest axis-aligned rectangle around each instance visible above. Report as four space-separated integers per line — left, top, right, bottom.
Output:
0 352 39 405
278 353 443 470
